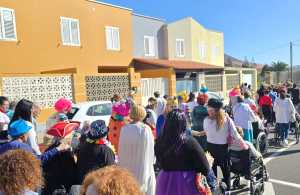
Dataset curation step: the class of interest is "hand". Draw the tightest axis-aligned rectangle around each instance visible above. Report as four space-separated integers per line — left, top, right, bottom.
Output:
205 152 214 168
56 143 70 152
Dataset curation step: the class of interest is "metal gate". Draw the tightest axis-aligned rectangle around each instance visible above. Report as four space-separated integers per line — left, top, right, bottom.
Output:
141 78 169 105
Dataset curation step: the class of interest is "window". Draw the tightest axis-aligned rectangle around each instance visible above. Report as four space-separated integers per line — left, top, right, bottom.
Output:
212 45 219 60
176 39 185 57
144 36 155 57
86 103 112 116
199 42 206 59
60 17 80 46
105 26 120 51
0 7 17 41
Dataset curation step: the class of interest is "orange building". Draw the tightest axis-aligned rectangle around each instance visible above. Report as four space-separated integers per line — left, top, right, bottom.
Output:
0 0 133 74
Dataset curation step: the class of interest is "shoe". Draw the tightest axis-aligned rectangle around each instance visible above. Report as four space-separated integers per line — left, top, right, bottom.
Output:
284 139 289 146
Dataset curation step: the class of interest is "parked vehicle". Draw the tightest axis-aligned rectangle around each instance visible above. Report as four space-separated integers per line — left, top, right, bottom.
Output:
67 101 112 127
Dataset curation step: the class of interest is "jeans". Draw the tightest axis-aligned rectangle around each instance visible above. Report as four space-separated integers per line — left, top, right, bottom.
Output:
243 128 253 143
277 123 290 141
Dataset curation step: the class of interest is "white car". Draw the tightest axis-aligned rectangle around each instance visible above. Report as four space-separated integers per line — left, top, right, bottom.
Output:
67 101 112 127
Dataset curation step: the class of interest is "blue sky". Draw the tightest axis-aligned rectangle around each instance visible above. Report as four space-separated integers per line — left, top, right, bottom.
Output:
101 0 300 65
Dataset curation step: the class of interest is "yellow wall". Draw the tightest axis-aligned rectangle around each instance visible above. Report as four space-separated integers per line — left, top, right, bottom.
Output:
166 18 192 60
167 17 224 67
0 0 133 74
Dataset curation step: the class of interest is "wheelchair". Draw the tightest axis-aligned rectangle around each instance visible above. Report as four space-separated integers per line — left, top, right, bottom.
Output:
252 122 269 155
230 149 269 195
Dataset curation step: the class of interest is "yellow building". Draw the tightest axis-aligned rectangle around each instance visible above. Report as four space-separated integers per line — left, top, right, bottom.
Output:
0 0 133 74
166 17 224 67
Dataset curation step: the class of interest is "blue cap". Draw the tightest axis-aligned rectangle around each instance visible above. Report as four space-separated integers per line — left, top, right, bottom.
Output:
58 113 68 121
9 119 32 137
87 120 108 140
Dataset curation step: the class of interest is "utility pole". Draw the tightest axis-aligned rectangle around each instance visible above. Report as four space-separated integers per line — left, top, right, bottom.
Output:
290 41 293 81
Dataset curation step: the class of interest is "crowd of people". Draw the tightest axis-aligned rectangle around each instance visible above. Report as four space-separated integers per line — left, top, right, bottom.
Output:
0 80 298 195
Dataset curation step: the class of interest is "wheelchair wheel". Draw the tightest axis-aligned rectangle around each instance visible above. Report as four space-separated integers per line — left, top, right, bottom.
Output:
295 122 300 144
256 132 268 155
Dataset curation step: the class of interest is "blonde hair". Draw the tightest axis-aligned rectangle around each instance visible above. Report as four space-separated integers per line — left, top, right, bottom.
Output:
130 105 146 122
216 109 225 129
236 126 244 137
81 165 142 195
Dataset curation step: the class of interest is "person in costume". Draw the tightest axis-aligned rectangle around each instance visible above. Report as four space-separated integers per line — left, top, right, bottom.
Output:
42 115 79 195
200 83 208 94
155 110 211 195
108 100 130 153
191 93 209 151
156 96 178 137
77 120 116 184
118 105 156 195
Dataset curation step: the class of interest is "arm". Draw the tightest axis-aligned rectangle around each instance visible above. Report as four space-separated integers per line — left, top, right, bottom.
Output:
188 137 210 176
227 117 248 150
27 129 41 155
39 148 59 165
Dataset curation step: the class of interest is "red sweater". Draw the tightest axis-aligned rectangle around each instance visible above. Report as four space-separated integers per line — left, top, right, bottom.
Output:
259 95 273 108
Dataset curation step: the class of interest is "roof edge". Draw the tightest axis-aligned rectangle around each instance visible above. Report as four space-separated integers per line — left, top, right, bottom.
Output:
133 13 166 22
86 0 133 11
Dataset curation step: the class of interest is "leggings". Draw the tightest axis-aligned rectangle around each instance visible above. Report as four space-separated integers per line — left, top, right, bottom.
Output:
243 128 253 143
207 142 231 190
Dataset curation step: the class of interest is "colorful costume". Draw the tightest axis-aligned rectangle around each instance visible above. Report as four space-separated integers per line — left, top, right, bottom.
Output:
108 101 130 153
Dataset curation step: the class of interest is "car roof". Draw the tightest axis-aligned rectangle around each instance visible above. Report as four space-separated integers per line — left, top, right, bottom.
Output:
73 101 112 108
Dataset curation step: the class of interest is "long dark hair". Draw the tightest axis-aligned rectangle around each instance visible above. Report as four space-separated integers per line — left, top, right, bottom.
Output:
10 99 33 125
156 110 187 155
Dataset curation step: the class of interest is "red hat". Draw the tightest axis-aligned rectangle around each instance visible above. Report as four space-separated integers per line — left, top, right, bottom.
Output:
197 93 208 105
47 121 80 138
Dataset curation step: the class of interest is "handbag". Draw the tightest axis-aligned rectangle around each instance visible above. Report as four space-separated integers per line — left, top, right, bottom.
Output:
195 173 212 195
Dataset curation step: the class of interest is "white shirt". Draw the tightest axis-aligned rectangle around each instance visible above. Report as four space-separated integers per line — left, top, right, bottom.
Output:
118 122 156 195
187 101 198 112
146 109 157 127
155 97 166 117
274 98 295 123
0 112 10 130
26 122 41 155
233 103 256 129
244 98 255 106
204 116 241 145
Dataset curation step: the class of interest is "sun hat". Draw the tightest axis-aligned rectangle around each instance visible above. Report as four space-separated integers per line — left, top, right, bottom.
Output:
87 120 108 140
207 98 223 110
47 121 80 138
8 119 32 138
54 98 72 113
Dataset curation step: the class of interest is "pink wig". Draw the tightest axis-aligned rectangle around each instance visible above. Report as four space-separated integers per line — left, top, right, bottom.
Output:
54 98 72 113
112 101 130 117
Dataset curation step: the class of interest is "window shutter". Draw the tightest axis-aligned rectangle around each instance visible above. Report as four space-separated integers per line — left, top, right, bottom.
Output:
112 28 120 50
105 27 112 50
149 36 155 56
61 18 71 44
71 20 79 45
3 9 16 39
180 41 184 56
144 37 150 55
176 40 180 57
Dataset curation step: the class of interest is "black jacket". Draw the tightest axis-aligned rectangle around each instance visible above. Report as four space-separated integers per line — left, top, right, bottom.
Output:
77 140 115 184
41 141 77 195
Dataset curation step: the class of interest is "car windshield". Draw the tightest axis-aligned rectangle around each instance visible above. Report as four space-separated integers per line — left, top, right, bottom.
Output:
87 103 112 116
67 107 79 119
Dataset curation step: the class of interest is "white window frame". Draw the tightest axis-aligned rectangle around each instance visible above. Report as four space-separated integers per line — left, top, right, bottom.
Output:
199 42 206 59
60 16 81 47
144 35 155 57
0 7 17 41
176 38 185 57
105 26 120 51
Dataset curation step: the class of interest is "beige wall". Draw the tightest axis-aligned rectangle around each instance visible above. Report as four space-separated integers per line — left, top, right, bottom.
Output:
0 0 133 74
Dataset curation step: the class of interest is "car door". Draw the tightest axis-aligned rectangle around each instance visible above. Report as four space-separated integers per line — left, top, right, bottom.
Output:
86 103 112 126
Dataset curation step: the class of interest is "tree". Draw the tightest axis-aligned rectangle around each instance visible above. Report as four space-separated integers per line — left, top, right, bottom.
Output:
271 61 288 72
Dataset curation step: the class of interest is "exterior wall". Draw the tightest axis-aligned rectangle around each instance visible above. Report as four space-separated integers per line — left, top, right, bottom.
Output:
166 18 192 60
0 0 133 74
166 17 224 67
139 68 176 96
132 14 166 59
